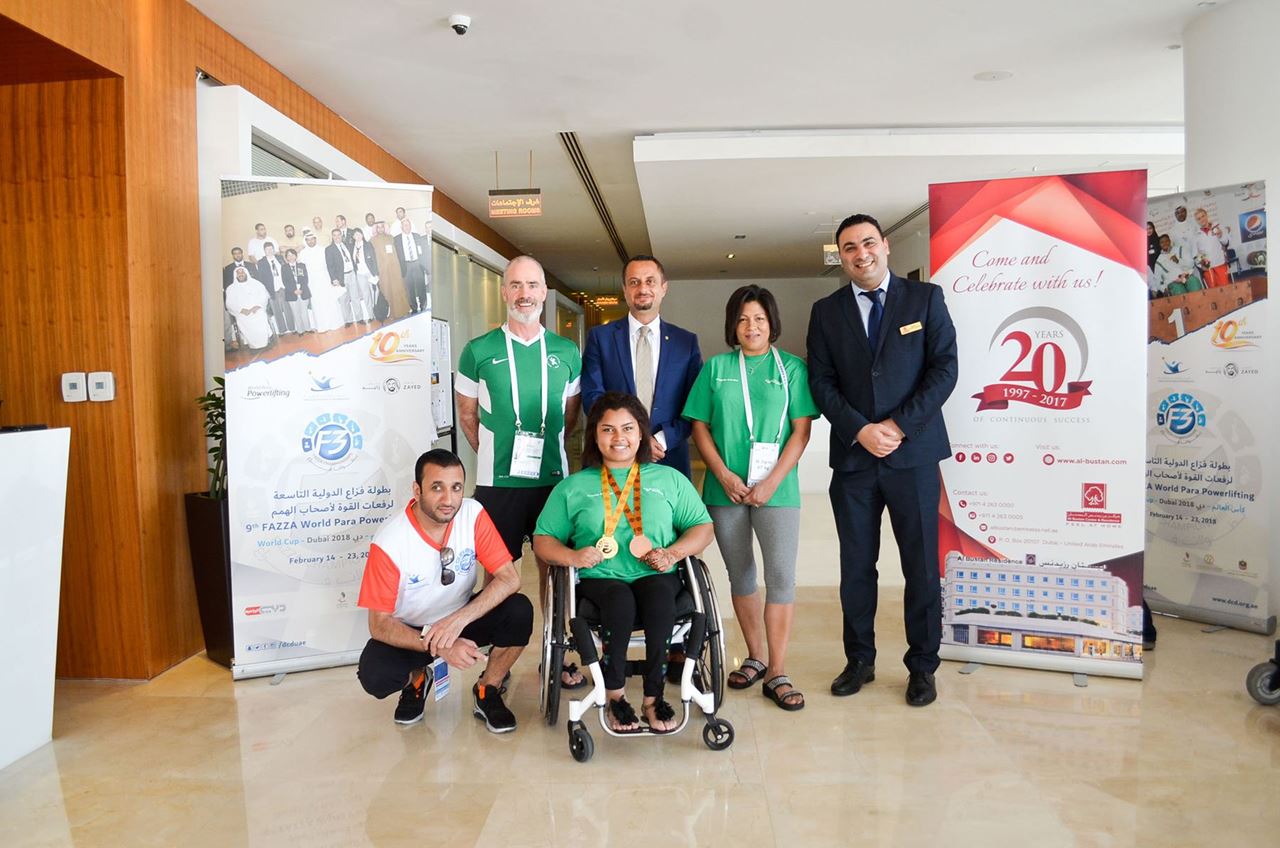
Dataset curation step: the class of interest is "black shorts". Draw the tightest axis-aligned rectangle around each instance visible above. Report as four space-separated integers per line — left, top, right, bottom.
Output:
473 485 554 562
356 592 533 699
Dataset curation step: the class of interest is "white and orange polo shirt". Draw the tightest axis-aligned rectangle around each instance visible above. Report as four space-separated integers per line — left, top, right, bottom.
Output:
357 498 511 628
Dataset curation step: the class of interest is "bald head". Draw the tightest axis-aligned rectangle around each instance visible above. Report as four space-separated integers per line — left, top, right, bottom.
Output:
503 255 547 325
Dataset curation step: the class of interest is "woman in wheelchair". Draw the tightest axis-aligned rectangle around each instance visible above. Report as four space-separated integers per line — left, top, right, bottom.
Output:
533 392 715 733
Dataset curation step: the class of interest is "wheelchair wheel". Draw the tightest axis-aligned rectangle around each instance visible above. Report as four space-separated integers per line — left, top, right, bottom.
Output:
540 569 567 726
1246 661 1280 706
702 718 734 751
692 558 726 709
568 721 594 763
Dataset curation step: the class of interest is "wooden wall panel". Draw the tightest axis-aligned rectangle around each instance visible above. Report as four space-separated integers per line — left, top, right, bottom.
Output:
124 0 207 675
0 14 115 85
0 78 150 679
0 3 128 76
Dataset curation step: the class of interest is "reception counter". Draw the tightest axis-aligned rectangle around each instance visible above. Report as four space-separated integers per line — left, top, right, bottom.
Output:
0 428 71 770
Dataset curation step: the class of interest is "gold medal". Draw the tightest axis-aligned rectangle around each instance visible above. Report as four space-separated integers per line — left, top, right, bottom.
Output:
629 534 653 557
595 535 619 559
599 463 642 560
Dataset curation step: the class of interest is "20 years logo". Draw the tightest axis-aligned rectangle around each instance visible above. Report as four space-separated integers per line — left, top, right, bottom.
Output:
973 307 1092 411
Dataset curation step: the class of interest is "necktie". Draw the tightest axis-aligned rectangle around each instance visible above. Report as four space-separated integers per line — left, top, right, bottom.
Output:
405 236 416 261
634 325 654 412
862 289 883 351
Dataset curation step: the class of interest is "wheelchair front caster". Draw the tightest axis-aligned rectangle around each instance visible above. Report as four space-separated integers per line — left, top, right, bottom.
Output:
1246 661 1280 706
702 718 734 751
568 721 595 763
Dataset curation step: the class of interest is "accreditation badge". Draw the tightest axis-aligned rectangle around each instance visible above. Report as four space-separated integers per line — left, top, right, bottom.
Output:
747 441 781 487
509 431 545 479
431 657 451 701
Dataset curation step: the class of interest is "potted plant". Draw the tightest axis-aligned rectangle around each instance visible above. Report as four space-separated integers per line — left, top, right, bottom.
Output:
184 376 234 668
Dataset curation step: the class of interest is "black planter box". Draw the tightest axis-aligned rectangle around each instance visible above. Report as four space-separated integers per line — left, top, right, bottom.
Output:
184 492 233 668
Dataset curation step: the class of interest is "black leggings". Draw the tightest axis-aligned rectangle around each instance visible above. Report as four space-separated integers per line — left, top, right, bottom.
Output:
576 572 680 698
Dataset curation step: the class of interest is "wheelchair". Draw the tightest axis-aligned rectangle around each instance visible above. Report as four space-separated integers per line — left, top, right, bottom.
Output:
1246 639 1280 706
538 556 734 762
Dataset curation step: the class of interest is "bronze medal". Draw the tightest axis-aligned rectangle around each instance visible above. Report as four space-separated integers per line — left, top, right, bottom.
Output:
629 534 653 557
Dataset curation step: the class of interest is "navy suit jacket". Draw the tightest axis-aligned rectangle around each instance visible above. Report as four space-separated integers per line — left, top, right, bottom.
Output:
806 275 958 472
581 317 703 477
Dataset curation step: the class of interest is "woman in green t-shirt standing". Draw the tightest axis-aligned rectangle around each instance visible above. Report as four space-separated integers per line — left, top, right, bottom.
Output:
683 286 819 711
534 392 715 733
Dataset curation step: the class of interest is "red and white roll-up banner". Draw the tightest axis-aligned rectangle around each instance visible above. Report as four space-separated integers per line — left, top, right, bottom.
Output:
930 171 1149 679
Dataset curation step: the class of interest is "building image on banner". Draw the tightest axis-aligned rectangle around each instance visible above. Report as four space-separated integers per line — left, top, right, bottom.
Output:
930 170 1149 679
1145 182 1273 634
219 177 436 678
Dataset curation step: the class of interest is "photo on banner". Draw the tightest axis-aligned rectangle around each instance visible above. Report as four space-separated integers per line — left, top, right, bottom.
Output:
1146 181 1272 634
220 177 435 678
930 170 1149 679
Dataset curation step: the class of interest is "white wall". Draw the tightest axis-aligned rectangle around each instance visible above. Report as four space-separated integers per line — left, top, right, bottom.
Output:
1184 0 1280 619
659 276 842 362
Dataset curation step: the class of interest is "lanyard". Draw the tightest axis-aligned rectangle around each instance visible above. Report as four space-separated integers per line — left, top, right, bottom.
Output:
738 346 789 444
504 328 547 434
600 463 642 539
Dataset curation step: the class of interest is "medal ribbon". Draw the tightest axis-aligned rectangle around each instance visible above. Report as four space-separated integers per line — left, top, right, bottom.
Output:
600 463 642 539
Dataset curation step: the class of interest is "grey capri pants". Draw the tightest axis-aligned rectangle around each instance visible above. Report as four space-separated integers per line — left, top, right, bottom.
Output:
707 505 801 604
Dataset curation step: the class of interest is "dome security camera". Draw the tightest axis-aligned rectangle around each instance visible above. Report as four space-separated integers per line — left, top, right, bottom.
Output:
448 14 471 35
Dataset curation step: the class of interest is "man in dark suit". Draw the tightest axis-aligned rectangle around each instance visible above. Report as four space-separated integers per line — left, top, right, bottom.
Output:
281 247 313 333
335 214 356 250
325 228 357 326
807 213 958 707
581 255 703 478
222 246 250 289
254 242 296 335
394 219 431 314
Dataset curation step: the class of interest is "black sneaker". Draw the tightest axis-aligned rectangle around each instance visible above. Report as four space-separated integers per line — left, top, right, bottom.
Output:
394 669 430 725
472 682 517 734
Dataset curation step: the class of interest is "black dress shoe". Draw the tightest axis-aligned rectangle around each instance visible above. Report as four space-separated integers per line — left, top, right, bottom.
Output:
831 660 875 696
906 671 937 707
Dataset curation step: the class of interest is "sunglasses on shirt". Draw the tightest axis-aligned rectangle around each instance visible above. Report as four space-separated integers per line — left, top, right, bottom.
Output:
440 546 456 586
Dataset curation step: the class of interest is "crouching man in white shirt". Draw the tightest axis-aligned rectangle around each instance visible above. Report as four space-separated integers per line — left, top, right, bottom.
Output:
357 449 533 732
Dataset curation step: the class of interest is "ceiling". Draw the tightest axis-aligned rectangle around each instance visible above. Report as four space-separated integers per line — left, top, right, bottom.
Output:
191 0 1220 292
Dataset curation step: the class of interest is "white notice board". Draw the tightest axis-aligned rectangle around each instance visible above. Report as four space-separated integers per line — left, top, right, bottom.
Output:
432 317 454 432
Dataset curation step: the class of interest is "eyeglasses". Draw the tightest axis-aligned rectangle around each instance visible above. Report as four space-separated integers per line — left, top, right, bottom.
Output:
439 546 456 586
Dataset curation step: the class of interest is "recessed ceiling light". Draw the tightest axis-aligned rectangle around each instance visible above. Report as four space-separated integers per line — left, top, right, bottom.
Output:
973 70 1014 82
726 253 735 259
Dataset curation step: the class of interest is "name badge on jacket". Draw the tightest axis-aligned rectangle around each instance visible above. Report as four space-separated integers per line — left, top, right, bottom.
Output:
899 321 923 335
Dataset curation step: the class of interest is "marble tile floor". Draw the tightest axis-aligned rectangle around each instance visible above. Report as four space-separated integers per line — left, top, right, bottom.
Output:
2 580 1278 848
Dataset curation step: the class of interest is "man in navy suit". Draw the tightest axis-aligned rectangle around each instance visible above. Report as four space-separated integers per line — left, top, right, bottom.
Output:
807 213 958 707
581 255 703 478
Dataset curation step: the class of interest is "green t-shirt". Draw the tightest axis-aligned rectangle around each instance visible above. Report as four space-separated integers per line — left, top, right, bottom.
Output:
681 348 819 508
534 463 712 582
457 327 582 487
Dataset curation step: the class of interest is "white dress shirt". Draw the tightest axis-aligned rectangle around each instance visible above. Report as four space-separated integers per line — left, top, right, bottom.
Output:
852 269 892 334
628 313 665 447
247 236 277 262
